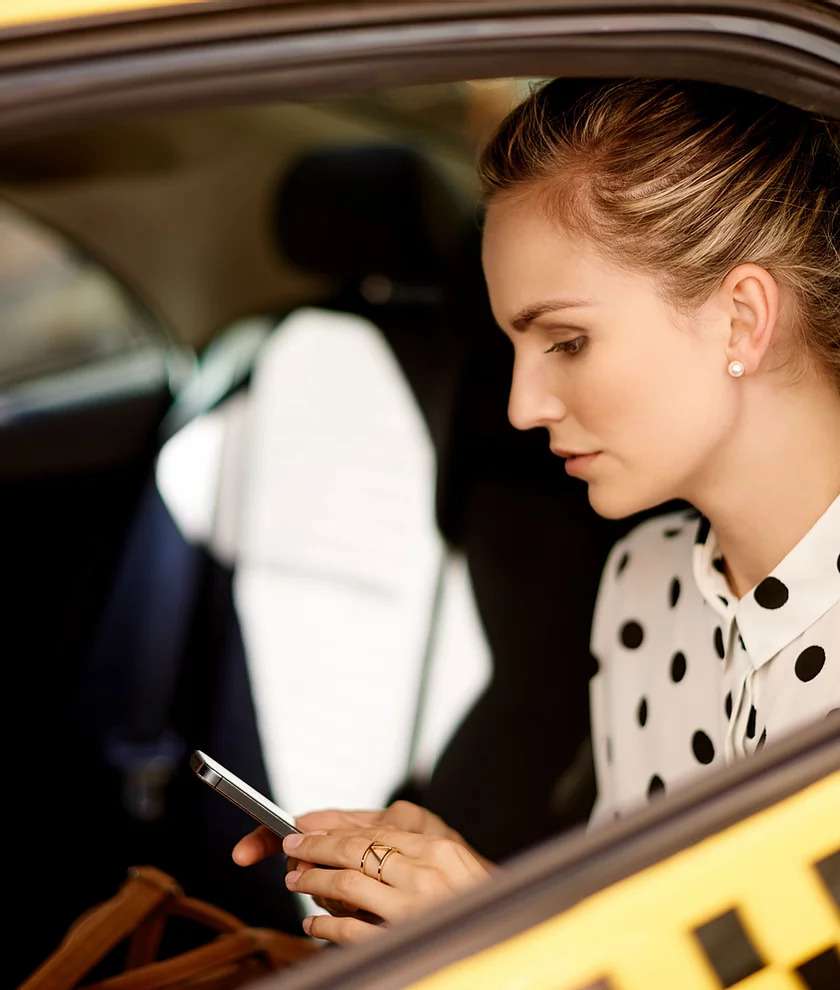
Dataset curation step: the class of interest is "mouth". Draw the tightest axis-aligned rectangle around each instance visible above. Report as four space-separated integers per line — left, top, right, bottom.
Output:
551 448 601 459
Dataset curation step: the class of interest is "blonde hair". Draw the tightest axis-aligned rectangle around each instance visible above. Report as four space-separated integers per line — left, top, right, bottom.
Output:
479 78 840 390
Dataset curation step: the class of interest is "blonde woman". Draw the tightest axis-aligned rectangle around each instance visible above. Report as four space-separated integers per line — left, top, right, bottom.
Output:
233 78 840 943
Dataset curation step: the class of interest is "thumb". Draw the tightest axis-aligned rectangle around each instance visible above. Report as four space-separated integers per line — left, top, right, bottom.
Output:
232 826 283 866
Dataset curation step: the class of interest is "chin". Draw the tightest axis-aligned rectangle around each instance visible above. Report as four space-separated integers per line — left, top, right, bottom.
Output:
587 482 667 521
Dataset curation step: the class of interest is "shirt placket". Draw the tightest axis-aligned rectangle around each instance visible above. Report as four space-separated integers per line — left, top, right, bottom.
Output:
724 612 763 760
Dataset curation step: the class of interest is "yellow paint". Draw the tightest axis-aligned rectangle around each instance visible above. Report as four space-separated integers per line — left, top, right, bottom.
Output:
410 772 840 990
0 0 205 29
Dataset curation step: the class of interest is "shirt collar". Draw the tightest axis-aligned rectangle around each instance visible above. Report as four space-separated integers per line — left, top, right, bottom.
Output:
692 494 840 670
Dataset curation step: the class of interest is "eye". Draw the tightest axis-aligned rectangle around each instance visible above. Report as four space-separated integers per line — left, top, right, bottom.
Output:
544 337 587 356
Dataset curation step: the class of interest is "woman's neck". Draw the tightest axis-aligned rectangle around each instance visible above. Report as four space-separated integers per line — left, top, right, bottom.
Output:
690 375 840 600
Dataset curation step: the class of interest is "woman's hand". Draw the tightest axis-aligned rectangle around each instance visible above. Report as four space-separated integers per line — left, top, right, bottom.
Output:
281 824 491 944
233 800 492 871
232 800 495 935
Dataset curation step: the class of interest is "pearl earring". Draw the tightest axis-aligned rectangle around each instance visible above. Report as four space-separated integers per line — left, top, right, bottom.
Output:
728 360 745 378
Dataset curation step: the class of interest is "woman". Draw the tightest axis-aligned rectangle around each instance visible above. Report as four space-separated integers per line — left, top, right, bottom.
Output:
233 78 840 944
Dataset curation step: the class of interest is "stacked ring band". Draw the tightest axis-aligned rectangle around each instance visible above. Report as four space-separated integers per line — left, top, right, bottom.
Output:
360 841 400 882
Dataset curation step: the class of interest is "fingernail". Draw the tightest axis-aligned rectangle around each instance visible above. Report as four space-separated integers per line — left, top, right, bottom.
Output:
283 834 303 851
285 870 301 887
232 847 246 865
302 917 313 935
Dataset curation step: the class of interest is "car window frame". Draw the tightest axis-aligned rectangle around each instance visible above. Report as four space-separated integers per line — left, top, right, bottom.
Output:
0 1 837 144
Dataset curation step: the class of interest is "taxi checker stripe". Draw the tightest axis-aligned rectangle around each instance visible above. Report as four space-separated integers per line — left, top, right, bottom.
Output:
406 771 840 990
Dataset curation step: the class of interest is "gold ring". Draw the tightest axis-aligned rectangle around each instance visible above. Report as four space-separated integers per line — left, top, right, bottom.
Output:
360 841 400 882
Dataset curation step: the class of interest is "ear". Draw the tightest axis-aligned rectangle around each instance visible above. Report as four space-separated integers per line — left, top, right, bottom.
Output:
720 263 780 375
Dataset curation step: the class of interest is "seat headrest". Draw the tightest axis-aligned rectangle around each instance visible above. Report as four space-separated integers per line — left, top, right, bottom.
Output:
275 144 469 284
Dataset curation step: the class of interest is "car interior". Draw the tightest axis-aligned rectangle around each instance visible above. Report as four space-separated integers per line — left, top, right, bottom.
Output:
3 55 836 988
1 80 693 981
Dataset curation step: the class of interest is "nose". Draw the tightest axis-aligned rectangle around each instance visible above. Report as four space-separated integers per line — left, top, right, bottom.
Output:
507 352 567 432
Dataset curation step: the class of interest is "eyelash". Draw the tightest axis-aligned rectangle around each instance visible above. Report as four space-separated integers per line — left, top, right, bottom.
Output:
544 337 587 356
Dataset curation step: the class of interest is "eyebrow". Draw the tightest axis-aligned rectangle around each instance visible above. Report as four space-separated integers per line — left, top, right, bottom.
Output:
511 299 593 333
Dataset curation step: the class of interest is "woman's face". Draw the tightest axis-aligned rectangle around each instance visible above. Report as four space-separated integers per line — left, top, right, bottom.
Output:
481 191 740 519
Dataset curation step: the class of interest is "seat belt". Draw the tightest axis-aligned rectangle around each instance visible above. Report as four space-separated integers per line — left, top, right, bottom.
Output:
403 550 448 783
81 475 205 822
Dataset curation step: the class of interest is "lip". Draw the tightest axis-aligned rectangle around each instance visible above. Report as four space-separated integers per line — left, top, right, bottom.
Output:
551 448 598 459
557 450 602 475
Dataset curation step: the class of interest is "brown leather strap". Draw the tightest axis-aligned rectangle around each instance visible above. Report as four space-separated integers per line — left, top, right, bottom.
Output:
121 892 246 970
170 895 245 933
82 928 319 990
22 867 320 990
20 868 181 990
125 907 168 969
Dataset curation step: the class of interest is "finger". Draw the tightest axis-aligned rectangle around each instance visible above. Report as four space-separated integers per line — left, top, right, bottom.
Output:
302 913 384 945
282 827 430 870
233 826 283 866
288 862 360 918
314 896 360 918
295 809 383 832
287 867 413 923
383 800 451 836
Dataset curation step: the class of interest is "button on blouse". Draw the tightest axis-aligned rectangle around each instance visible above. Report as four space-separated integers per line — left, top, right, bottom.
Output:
587 496 840 827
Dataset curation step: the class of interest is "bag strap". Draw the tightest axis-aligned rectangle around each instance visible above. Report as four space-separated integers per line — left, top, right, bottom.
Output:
82 928 319 990
122 892 244 970
20 867 181 990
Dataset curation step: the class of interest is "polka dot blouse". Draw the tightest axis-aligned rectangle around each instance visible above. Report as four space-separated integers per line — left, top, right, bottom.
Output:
588 495 840 826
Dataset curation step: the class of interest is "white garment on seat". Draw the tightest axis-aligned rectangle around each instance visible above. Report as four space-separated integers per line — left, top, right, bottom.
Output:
157 307 491 816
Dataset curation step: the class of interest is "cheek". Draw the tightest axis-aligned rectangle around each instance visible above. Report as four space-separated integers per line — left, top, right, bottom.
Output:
580 336 723 459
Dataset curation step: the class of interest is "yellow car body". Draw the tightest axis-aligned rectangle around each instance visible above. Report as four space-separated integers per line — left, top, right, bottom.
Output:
0 0 202 27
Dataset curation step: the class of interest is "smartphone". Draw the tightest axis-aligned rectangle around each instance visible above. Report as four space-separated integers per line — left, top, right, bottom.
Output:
191 750 301 839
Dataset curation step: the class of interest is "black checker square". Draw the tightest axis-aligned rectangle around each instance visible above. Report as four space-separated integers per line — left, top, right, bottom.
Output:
814 849 840 912
693 908 765 987
795 945 840 989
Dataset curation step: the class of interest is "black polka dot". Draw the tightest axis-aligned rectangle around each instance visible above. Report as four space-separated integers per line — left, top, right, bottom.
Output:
669 578 681 608
837 553 840 574
717 595 729 607
692 730 715 764
695 517 710 545
637 697 648 727
617 552 630 577
725 692 733 720
746 705 757 739
664 528 682 539
620 621 644 649
714 626 725 659
795 645 826 682
754 577 789 609
756 728 767 751
647 774 666 799
712 557 726 574
670 651 687 683
738 634 746 652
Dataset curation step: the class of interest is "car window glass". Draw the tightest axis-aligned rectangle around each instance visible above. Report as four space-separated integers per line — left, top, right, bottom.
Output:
0 199 164 390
